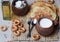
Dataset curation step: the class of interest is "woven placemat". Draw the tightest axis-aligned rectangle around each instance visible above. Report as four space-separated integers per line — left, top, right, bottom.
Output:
11 14 59 41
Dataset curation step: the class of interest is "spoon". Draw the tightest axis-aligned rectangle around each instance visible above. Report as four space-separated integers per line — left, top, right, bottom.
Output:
30 19 37 37
27 18 31 37
27 19 37 38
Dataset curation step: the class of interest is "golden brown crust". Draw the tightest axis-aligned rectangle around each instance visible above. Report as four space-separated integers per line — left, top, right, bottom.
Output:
11 19 26 36
31 1 56 13
18 23 23 28
48 0 54 4
13 31 21 36
11 25 17 32
12 19 20 25
32 34 40 40
19 28 26 33
0 26 7 31
27 1 57 20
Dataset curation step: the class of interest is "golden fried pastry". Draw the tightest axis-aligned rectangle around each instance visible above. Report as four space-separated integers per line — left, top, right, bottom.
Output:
12 19 20 25
11 19 26 36
14 31 21 36
11 25 17 32
18 23 23 28
32 34 40 40
48 0 54 4
19 28 26 33
0 26 7 31
27 1 57 20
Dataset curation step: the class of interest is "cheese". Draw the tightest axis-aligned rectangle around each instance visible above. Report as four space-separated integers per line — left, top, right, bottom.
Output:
15 1 26 9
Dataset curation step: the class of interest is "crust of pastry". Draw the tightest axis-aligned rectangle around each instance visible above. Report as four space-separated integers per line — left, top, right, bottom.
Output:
19 28 26 33
32 34 40 40
27 1 57 21
0 26 7 31
14 31 21 36
11 25 17 32
12 19 20 25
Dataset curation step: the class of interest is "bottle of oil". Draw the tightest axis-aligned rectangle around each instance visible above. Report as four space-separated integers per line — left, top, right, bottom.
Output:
2 0 11 20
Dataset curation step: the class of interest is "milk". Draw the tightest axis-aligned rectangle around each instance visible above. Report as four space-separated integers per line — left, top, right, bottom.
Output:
40 18 53 28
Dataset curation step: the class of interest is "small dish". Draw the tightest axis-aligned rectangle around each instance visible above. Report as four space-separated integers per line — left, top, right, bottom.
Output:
12 0 29 16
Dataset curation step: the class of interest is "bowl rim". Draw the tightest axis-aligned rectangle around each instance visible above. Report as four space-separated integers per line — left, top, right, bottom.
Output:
38 17 54 29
